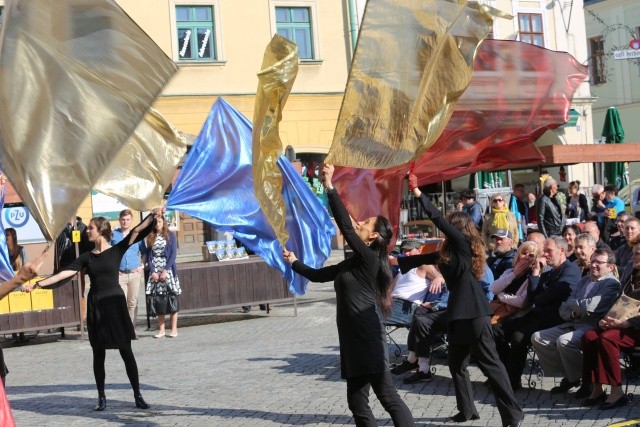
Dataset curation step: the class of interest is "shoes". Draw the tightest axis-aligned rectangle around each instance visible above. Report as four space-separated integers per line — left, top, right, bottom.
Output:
153 332 165 338
599 395 628 410
168 332 178 338
94 397 107 411
390 359 418 375
583 392 607 407
550 378 580 394
447 412 479 423
403 370 433 384
574 383 593 399
134 394 150 409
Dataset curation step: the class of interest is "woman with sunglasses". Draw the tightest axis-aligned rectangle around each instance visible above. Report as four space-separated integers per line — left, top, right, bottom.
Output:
482 194 519 249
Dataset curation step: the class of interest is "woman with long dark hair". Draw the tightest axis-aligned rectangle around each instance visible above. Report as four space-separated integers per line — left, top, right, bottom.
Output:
25 209 164 411
283 164 414 427
396 175 523 427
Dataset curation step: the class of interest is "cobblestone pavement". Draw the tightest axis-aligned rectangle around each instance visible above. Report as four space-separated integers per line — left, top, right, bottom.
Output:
2 253 640 426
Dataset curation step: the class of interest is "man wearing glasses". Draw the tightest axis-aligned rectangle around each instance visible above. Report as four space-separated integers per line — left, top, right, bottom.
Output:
531 248 621 397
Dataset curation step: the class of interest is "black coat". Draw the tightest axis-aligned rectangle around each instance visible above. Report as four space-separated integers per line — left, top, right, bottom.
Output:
292 189 387 379
535 193 564 237
527 259 581 325
398 194 492 323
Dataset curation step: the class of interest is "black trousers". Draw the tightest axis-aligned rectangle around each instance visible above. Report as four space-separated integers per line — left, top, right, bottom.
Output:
346 371 415 427
92 345 141 397
448 317 523 427
493 313 558 387
407 308 447 358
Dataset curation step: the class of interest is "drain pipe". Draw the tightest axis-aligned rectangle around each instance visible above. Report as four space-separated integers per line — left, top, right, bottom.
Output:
347 0 359 51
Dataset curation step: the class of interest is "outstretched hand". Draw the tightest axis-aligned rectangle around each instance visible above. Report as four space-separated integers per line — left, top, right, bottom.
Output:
283 249 298 264
322 164 334 190
152 206 166 219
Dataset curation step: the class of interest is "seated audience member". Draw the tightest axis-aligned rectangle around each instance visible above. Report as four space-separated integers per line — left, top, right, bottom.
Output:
387 239 445 326
604 185 626 239
574 234 598 277
583 221 611 252
531 248 620 396
393 266 493 384
581 243 640 409
482 194 519 249
486 229 517 280
493 236 581 390
588 184 607 230
562 224 581 263
460 190 484 231
490 242 541 323
614 218 640 269
608 211 631 251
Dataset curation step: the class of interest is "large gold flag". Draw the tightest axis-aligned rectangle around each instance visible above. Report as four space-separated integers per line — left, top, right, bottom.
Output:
252 35 299 247
326 0 506 169
94 109 189 211
0 0 177 241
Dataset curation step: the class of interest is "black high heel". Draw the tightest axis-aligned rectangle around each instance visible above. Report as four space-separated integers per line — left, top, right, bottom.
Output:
134 394 150 409
94 397 107 411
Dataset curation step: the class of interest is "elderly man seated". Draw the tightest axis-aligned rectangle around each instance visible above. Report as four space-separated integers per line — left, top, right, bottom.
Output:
387 239 445 326
487 229 517 280
531 248 620 396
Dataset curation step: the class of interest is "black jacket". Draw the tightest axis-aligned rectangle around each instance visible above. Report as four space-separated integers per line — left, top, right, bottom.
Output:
528 259 581 325
535 193 564 237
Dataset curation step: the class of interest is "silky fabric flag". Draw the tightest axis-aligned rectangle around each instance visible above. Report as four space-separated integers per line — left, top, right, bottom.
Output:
509 189 523 242
0 0 177 241
252 35 299 247
0 380 15 427
602 106 628 190
94 108 189 211
326 0 507 169
167 98 334 295
333 40 587 244
0 184 14 282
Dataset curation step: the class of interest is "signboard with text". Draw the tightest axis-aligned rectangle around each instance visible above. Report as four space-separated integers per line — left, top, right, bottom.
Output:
1 204 47 244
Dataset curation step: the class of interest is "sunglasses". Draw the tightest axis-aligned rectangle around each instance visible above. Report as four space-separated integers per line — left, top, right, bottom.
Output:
492 199 503 203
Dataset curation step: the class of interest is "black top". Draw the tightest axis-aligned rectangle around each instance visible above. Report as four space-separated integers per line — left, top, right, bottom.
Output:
398 193 492 322
64 218 154 349
292 189 387 378
527 259 581 324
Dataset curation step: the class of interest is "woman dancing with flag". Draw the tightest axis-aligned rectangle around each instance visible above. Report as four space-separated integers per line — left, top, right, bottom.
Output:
284 164 414 427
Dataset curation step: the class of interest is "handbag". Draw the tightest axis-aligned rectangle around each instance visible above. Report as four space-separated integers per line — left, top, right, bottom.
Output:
490 300 519 325
606 284 640 322
147 293 179 317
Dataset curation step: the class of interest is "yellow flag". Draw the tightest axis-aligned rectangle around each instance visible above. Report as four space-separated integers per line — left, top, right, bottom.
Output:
326 0 507 169
0 0 177 241
252 35 299 247
94 109 189 211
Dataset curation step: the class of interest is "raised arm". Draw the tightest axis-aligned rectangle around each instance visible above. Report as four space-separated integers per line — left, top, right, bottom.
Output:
125 207 163 247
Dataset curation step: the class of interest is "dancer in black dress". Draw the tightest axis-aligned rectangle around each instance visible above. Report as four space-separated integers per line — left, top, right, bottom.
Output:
283 164 414 427
26 208 164 411
395 174 523 427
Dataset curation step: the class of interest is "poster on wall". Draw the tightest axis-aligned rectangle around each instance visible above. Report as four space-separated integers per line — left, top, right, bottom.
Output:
1 204 47 244
91 190 129 221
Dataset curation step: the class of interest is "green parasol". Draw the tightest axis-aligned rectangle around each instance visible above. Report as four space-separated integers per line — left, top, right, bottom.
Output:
469 171 506 189
602 106 628 190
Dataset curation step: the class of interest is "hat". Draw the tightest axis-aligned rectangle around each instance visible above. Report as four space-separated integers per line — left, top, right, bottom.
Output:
491 229 513 239
400 239 422 251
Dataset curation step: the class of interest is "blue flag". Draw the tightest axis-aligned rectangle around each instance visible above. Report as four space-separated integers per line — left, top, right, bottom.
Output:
167 98 334 295
0 185 15 281
509 192 523 241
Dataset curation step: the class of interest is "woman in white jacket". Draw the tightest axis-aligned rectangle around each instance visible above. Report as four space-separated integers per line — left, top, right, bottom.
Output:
490 241 541 319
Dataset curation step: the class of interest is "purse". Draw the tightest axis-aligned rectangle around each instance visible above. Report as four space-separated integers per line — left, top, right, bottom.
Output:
490 300 519 325
606 283 640 322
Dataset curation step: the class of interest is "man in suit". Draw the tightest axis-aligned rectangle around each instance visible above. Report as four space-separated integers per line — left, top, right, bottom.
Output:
492 236 582 390
531 248 620 397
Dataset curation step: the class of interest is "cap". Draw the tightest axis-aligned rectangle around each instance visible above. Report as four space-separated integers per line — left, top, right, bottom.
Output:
491 229 513 239
400 239 422 251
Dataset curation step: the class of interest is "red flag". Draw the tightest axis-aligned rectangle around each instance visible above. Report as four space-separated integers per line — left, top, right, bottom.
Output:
0 381 15 427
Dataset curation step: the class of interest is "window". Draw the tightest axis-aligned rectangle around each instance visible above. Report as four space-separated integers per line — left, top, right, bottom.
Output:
275 6 313 59
518 13 544 47
589 36 606 85
175 5 216 61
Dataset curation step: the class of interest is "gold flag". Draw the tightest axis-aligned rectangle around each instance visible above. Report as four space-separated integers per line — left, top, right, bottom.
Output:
252 35 299 246
326 0 506 169
94 109 189 211
0 0 177 241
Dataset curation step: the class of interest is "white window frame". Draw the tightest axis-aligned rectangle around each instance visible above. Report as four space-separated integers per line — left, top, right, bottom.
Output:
169 0 225 64
269 0 322 63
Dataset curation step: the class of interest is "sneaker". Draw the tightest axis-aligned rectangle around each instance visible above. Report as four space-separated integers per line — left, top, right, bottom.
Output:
390 359 418 375
550 378 580 394
403 370 433 384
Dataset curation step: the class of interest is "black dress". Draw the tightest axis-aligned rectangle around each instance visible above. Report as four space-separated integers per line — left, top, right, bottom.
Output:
292 189 387 378
64 225 152 349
